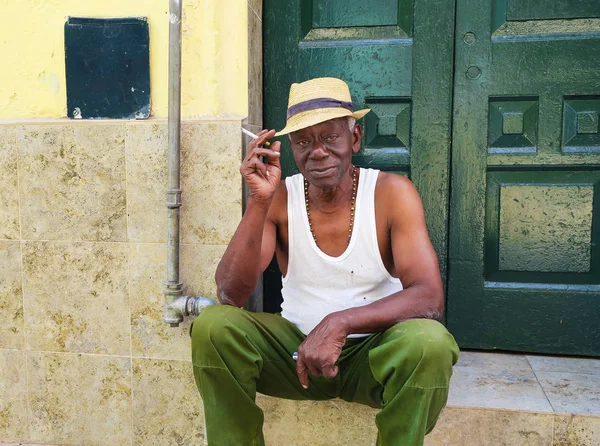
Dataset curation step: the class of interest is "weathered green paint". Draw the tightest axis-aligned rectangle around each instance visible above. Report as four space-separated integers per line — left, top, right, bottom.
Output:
488 98 538 153
263 0 455 314
484 171 600 286
312 0 399 28
448 0 600 355
498 185 593 273
504 0 600 21
494 17 600 38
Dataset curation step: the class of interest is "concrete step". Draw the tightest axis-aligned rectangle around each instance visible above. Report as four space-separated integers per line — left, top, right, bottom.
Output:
3 352 598 445
257 351 600 446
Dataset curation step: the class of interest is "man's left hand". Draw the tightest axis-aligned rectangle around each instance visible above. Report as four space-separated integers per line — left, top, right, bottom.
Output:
295 314 348 389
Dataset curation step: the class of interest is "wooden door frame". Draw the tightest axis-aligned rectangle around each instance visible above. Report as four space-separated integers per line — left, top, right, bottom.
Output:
244 1 266 312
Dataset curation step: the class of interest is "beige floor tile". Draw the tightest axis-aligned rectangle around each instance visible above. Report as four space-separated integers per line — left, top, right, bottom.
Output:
17 124 126 241
457 351 532 371
536 372 600 415
258 396 378 446
27 351 132 445
0 350 29 442
125 122 168 243
448 365 553 412
22 241 130 355
129 243 193 360
180 121 242 245
553 414 600 446
132 358 204 446
0 126 20 240
527 355 600 375
425 407 554 446
0 242 24 349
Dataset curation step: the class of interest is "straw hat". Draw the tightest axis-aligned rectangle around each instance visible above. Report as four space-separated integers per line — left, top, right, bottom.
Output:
276 77 370 136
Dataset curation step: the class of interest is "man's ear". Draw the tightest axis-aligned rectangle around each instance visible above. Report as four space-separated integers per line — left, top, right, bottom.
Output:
352 124 362 153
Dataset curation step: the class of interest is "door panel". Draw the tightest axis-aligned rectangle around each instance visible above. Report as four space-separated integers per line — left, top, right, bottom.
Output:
312 0 399 28
503 0 600 21
263 0 456 312
448 0 600 355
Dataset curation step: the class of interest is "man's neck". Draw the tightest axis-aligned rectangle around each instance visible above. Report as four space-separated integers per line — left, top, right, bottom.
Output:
308 167 356 213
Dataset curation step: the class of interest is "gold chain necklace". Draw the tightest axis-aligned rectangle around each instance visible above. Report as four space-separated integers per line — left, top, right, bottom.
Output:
304 166 358 248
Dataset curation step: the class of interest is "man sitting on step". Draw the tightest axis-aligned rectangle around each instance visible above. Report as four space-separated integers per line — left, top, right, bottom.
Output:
191 77 460 446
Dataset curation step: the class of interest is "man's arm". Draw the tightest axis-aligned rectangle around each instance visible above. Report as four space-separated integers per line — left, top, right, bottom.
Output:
331 173 444 333
295 173 443 387
214 129 281 308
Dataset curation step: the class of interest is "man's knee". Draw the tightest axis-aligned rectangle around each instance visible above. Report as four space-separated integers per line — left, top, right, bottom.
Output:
382 319 459 371
190 304 244 360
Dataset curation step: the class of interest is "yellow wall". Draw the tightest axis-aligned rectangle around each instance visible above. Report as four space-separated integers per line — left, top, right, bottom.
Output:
0 0 248 119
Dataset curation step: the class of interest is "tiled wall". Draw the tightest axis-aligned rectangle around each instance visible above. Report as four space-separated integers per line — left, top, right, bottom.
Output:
0 119 242 445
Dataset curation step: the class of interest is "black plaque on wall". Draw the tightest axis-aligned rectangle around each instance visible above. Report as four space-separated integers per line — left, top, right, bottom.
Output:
65 17 150 119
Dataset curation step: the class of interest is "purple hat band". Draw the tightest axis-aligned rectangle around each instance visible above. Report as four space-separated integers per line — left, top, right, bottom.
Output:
286 97 354 119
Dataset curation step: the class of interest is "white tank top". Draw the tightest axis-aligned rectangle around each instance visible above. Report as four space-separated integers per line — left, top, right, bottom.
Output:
281 168 403 336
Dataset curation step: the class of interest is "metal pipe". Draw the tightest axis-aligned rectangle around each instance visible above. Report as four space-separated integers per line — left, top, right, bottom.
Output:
166 296 217 320
162 5 214 443
163 0 184 327
163 0 216 327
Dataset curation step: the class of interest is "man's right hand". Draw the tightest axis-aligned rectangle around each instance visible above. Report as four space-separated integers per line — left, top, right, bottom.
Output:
241 129 281 202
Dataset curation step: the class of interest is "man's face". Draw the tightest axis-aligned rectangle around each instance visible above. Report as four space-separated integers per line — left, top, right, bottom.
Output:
288 117 361 189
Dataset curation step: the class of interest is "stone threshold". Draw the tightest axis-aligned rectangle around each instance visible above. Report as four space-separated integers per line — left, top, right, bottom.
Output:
425 350 600 445
256 351 600 446
448 351 600 415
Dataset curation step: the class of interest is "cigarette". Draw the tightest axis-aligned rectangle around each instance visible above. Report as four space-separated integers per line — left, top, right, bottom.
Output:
242 127 271 147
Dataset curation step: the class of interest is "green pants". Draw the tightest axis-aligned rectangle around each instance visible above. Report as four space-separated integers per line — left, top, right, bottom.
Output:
191 305 459 446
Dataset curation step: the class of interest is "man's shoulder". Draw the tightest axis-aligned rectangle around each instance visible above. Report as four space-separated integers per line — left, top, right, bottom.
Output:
374 171 418 198
374 171 424 223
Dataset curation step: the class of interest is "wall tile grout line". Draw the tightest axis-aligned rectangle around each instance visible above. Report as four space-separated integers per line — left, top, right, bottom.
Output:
123 164 136 446
550 411 556 446
131 354 193 363
14 124 33 444
1 238 224 247
128 355 135 446
124 123 132 245
0 346 194 363
23 351 33 445
0 347 28 353
11 239 133 245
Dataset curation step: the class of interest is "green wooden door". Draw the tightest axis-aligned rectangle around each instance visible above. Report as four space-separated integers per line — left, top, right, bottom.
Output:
447 1 600 355
263 0 600 356
263 0 456 312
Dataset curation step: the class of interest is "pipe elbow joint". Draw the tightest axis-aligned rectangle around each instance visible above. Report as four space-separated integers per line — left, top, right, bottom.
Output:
164 295 217 327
